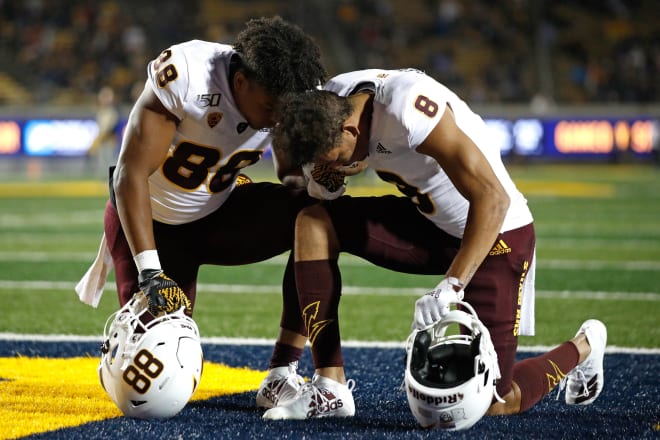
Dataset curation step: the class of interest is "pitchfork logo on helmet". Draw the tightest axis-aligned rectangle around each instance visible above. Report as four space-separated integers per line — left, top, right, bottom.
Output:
98 292 203 419
404 300 503 431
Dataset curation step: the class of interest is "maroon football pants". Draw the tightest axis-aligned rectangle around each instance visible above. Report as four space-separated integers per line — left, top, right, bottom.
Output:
321 195 536 397
104 181 316 316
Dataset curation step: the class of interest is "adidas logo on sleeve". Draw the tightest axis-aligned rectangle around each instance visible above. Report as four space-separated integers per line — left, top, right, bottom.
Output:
376 143 391 154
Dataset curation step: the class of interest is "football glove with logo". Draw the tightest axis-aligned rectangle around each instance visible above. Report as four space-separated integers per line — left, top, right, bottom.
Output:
302 163 346 200
413 277 465 330
138 269 191 315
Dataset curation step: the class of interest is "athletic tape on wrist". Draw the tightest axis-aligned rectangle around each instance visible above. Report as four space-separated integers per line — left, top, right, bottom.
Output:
445 276 465 291
134 249 161 272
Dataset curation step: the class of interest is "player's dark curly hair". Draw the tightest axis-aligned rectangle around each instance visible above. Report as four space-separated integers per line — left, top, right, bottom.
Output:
233 16 326 96
272 90 353 166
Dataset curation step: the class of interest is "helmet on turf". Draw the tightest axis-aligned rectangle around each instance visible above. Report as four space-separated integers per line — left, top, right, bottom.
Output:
404 300 503 431
98 292 203 419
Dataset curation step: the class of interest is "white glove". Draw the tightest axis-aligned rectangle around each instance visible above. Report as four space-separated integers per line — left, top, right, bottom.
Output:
413 277 465 329
302 163 346 200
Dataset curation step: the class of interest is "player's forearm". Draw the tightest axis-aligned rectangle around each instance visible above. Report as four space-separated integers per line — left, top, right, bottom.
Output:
112 93 175 257
446 191 509 286
113 167 157 257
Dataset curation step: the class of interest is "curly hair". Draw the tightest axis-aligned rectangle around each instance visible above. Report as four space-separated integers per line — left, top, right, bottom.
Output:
233 16 326 96
272 90 353 166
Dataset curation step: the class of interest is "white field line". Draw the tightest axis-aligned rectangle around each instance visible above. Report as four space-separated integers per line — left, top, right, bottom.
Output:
0 280 658 300
537 238 660 249
0 332 658 355
1 251 660 271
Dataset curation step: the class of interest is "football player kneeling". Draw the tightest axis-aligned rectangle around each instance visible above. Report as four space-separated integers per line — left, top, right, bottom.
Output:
98 292 203 419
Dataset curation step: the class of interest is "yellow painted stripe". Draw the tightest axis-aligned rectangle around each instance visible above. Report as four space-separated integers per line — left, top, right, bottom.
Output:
515 180 614 198
0 357 267 439
0 181 108 198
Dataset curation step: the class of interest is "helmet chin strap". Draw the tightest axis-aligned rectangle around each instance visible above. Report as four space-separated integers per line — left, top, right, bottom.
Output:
462 300 506 404
478 331 505 404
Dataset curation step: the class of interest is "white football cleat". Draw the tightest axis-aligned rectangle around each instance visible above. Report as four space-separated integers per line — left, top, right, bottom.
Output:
564 319 607 405
256 361 305 409
263 375 355 420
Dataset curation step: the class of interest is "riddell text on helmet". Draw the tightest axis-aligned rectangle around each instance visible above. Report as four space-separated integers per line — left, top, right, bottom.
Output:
408 385 464 407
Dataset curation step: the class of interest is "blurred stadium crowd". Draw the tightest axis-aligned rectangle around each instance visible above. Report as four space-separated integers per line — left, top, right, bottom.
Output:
0 0 657 107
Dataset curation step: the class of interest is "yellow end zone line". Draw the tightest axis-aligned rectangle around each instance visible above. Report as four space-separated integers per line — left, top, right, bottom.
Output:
515 180 614 197
0 181 108 197
0 180 613 198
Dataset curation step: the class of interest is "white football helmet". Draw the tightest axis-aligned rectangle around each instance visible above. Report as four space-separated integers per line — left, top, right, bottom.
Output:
404 300 503 431
98 292 203 419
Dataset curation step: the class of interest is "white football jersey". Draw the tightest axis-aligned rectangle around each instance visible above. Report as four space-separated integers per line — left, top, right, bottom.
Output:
144 40 270 224
325 69 533 237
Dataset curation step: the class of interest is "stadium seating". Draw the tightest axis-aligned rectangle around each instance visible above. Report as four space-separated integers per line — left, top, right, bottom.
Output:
0 0 657 106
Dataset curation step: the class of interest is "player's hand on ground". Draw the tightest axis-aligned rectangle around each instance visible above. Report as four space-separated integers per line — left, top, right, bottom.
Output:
138 269 191 315
413 278 464 329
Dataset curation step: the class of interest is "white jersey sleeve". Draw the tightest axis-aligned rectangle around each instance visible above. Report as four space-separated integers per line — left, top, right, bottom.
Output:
391 73 447 148
325 69 446 150
147 45 190 120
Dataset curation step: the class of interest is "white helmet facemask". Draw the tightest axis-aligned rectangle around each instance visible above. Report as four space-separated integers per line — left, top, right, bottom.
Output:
404 300 504 430
98 292 203 419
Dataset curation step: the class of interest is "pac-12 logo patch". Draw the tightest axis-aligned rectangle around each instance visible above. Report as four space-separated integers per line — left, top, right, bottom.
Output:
207 112 223 128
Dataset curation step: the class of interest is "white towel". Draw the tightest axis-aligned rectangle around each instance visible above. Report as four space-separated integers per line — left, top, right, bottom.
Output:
519 249 536 336
75 233 113 307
